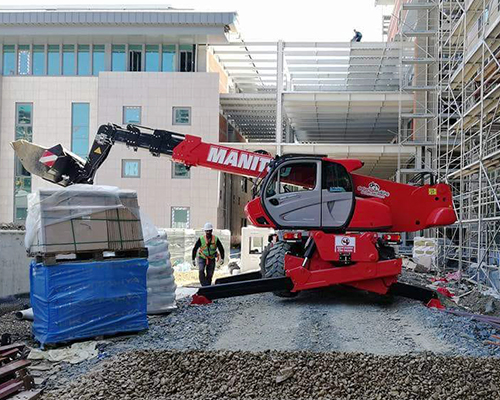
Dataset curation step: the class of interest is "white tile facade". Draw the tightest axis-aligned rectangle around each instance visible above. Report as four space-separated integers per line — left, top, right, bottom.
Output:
0 72 222 229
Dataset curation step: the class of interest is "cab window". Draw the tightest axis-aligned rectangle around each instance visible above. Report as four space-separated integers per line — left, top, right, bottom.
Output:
265 162 317 197
322 163 352 193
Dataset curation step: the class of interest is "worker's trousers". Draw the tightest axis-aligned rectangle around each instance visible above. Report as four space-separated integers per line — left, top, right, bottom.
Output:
198 257 216 286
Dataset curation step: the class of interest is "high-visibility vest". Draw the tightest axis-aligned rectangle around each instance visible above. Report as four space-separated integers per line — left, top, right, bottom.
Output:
198 235 218 259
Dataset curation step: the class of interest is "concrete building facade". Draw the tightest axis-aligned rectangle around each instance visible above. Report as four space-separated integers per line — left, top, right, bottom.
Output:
0 7 241 232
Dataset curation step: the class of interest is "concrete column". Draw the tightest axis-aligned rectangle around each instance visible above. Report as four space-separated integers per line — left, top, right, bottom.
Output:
276 40 284 155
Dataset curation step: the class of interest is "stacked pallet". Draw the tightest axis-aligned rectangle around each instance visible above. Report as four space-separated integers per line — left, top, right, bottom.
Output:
27 187 145 259
0 344 39 400
26 186 149 346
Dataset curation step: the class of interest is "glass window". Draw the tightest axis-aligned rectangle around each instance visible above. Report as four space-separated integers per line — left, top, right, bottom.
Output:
92 45 105 76
122 160 141 178
33 45 45 75
62 45 75 75
112 45 126 71
48 45 60 76
129 45 142 72
172 162 190 179
123 106 141 124
17 45 31 75
15 103 33 220
16 103 32 125
249 236 264 254
322 163 352 193
279 163 317 193
77 45 90 75
180 44 195 72
3 45 15 76
171 207 190 228
71 103 90 159
145 45 159 72
173 107 191 125
162 45 176 72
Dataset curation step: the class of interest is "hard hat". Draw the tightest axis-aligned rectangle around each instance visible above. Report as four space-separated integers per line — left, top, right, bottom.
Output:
203 222 213 231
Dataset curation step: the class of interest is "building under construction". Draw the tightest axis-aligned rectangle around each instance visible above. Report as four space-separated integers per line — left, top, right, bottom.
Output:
385 0 500 290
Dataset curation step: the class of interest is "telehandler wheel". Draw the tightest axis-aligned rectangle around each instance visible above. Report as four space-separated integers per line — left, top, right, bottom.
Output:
259 243 272 277
262 241 298 298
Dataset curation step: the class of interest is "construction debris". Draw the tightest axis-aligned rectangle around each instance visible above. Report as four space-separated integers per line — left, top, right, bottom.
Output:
0 344 35 400
27 342 98 365
41 349 500 400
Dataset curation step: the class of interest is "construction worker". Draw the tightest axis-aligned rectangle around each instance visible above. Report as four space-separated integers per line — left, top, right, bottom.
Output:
192 222 225 286
352 29 362 42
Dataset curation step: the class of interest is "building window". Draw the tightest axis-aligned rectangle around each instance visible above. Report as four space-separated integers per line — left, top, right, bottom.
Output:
14 103 33 220
3 45 15 76
173 107 191 125
145 45 159 72
172 162 190 179
17 45 31 75
112 45 126 71
33 45 45 75
180 44 195 72
122 160 141 178
62 45 75 75
241 178 248 193
71 103 90 159
92 45 105 76
171 207 190 228
162 45 176 72
129 45 142 72
48 45 60 76
123 106 141 124
77 45 90 75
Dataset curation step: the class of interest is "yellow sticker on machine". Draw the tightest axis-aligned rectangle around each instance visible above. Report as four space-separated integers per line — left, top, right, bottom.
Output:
94 147 102 154
428 188 437 195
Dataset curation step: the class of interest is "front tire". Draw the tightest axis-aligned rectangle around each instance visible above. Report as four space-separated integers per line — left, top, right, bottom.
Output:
262 241 298 298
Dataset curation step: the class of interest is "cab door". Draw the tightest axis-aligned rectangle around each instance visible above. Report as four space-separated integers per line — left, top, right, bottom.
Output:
321 161 355 229
262 160 321 228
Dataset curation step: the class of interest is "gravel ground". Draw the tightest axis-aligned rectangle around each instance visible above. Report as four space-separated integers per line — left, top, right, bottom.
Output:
0 295 32 343
42 349 500 400
37 286 500 395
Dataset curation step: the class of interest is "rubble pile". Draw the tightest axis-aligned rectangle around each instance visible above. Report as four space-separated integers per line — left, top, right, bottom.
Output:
42 349 500 400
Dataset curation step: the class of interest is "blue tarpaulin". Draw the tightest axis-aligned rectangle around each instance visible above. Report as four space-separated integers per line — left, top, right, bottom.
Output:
30 258 148 345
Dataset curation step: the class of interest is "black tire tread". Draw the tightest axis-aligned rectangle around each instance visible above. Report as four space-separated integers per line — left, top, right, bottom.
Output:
263 241 297 297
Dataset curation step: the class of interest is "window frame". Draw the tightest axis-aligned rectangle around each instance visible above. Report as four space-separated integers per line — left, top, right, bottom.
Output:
171 162 191 179
171 206 190 229
121 159 141 178
14 102 33 220
172 107 192 126
111 44 127 72
71 103 90 159
123 106 142 125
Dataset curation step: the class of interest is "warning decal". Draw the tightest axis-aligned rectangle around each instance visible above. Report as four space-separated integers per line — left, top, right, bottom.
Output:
335 236 356 253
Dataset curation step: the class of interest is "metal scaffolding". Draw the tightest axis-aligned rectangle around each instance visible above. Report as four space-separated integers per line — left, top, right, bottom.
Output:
435 0 500 291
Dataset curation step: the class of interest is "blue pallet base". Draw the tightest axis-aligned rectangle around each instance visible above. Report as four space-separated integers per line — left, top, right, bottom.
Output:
30 258 149 345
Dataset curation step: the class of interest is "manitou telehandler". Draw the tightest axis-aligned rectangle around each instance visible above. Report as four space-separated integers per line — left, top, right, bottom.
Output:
12 123 456 303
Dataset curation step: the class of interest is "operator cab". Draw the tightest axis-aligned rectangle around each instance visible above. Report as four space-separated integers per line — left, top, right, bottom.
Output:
261 157 355 230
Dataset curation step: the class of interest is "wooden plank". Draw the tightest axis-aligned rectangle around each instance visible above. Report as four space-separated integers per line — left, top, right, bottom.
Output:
0 379 23 400
0 344 24 354
0 360 31 379
0 349 20 359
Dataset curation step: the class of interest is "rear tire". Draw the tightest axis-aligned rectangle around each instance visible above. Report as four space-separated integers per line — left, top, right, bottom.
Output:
262 241 298 298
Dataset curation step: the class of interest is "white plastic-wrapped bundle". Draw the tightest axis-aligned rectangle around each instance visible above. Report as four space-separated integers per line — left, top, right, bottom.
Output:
146 229 177 314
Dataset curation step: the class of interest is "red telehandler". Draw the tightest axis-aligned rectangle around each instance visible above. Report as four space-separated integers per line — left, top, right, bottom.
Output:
12 123 456 303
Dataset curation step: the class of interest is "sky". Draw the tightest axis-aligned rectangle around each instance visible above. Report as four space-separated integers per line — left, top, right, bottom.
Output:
3 0 392 42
